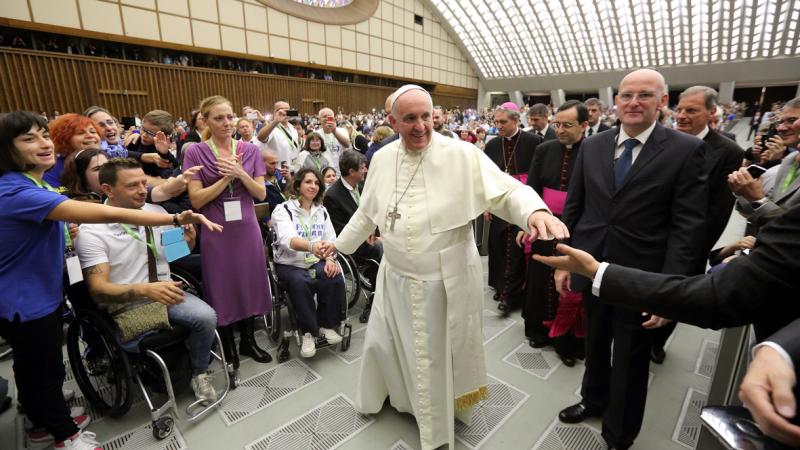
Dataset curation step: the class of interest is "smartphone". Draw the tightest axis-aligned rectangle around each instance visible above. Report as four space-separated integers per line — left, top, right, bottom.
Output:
761 124 778 148
286 109 299 117
326 116 334 125
746 164 767 178
280 161 288 169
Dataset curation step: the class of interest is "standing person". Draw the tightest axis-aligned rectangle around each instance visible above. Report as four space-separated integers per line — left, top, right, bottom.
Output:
556 69 708 450
522 100 588 365
257 101 300 169
0 111 221 450
236 118 259 145
183 96 273 382
584 98 611 137
483 102 542 313
45 113 101 187
323 85 568 450
316 107 350 174
295 131 334 174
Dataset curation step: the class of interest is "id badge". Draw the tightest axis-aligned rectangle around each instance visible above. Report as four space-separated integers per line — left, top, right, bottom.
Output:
223 197 242 222
156 259 171 281
65 250 83 285
304 253 319 264
308 268 317 279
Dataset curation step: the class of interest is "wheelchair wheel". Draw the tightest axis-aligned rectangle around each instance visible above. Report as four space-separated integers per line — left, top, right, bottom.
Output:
66 309 134 418
339 254 362 309
266 268 282 344
170 265 203 298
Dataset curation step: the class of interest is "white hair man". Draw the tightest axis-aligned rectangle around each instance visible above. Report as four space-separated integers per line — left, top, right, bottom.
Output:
322 85 568 450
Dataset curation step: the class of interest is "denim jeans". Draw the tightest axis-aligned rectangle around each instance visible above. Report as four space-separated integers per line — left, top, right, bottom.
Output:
168 293 217 375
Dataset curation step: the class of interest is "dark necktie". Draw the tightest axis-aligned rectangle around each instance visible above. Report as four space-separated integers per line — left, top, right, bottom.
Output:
614 138 638 189
145 226 158 282
588 128 594 136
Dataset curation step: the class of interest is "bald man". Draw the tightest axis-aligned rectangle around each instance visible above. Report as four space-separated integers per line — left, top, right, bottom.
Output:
257 100 300 168
556 68 708 449
316 107 351 174
327 85 567 450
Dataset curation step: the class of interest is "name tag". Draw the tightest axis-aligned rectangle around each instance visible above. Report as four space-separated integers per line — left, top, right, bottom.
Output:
224 198 242 222
65 250 83 285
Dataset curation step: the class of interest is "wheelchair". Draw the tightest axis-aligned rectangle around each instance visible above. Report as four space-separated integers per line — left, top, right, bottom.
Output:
64 266 230 440
338 253 380 323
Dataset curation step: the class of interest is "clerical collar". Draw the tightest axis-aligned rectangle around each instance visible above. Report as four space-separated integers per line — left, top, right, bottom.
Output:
504 128 521 141
696 126 710 140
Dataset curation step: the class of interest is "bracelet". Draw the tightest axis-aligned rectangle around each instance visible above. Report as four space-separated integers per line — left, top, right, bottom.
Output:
173 213 180 226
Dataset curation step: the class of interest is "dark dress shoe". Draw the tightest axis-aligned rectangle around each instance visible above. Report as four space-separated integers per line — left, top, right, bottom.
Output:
529 335 551 348
497 301 509 311
559 353 576 367
493 292 501 301
558 402 602 424
650 347 666 364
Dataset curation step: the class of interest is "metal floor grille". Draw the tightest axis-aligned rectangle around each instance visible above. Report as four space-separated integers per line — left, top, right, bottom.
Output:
389 439 415 450
694 339 719 379
673 388 708 449
455 374 529 449
502 341 562 380
325 327 366 364
245 394 374 450
531 419 605 450
574 372 653 397
218 359 321 426
101 421 187 450
482 309 515 344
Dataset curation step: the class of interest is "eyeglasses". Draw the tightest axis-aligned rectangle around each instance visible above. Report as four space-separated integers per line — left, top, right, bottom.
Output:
617 91 658 103
551 121 577 129
141 128 159 137
776 117 799 126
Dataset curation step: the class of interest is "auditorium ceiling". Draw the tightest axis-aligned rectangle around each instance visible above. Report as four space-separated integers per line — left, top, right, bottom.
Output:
430 0 800 79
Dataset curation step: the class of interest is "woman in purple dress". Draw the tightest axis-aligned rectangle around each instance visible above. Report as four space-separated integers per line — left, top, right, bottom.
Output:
184 96 272 382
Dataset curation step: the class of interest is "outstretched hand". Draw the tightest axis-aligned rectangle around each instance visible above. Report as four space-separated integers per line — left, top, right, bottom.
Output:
527 210 569 241
532 243 599 279
176 210 223 232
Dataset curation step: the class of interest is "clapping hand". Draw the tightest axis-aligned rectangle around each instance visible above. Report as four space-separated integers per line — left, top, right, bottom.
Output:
217 155 245 180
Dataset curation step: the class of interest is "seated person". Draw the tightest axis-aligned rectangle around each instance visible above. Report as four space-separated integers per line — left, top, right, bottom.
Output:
323 151 382 285
85 106 173 171
124 109 180 184
322 166 337 189
271 168 344 358
75 158 218 404
261 147 289 215
294 131 334 175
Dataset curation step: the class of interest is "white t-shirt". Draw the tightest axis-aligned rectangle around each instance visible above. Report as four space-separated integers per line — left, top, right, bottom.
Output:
315 127 349 174
262 123 300 168
76 203 173 284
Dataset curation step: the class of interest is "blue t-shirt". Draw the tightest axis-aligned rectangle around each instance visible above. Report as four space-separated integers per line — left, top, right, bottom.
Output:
42 155 64 188
0 172 68 322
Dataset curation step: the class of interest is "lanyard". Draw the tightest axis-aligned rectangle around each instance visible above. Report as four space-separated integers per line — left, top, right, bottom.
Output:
277 124 298 150
119 223 158 258
207 139 238 195
22 172 72 248
267 177 287 201
308 153 323 173
781 162 800 193
296 208 317 240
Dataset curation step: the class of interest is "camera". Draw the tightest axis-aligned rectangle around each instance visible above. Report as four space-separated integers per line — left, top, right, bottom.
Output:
286 109 299 117
761 123 778 148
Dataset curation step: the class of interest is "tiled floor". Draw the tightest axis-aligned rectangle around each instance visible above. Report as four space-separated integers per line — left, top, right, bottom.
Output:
0 121 752 450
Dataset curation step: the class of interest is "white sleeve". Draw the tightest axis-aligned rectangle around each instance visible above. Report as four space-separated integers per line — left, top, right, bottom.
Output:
271 205 300 250
322 207 337 241
75 226 110 269
591 262 611 297
753 342 795 372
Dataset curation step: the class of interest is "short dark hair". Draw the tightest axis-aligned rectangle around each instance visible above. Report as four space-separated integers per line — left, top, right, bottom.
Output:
557 100 589 124
291 167 326 205
0 111 49 175
61 148 106 198
528 103 549 117
584 98 603 108
99 157 142 186
303 131 325 152
339 150 365 177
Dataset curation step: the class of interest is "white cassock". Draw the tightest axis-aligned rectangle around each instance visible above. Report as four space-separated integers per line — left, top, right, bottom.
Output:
335 132 547 450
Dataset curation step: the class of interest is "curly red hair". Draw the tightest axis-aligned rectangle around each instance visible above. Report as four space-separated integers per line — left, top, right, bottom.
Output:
49 113 100 156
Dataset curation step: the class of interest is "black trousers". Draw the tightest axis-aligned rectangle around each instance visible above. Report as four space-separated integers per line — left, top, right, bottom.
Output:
580 292 652 448
275 261 345 335
0 310 78 442
487 218 525 306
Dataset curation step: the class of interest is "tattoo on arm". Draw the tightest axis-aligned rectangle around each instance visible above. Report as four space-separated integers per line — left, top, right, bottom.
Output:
93 290 139 304
83 263 139 304
84 264 105 275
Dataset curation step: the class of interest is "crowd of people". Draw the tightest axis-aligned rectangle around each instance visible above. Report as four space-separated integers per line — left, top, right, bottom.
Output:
1 71 799 450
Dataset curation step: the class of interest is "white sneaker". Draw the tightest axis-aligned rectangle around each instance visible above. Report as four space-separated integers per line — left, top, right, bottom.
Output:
300 333 316 358
190 373 217 404
54 431 101 450
319 328 342 345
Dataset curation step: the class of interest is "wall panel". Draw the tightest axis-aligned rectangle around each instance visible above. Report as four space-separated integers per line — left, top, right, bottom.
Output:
0 49 476 117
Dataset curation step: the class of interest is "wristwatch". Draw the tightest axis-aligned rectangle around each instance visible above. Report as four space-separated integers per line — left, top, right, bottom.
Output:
750 198 768 210
173 213 180 226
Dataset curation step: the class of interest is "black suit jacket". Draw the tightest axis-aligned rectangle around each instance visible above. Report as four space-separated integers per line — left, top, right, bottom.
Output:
562 123 708 291
484 129 541 175
541 125 557 142
768 318 800 367
702 130 744 253
323 178 359 236
721 130 737 142
586 123 610 137
598 201 800 334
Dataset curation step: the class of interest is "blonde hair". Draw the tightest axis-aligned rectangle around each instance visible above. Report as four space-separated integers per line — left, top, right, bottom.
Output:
372 125 394 143
199 95 232 141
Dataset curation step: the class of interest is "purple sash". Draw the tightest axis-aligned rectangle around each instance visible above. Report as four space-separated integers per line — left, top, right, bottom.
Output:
542 187 567 215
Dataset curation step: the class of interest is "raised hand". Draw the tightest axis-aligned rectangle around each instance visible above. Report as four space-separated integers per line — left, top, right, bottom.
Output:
154 131 170 155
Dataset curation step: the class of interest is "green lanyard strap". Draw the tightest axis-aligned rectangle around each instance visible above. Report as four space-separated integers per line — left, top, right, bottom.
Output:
207 139 239 195
277 124 298 150
119 223 158 258
296 209 316 240
23 172 72 248
781 162 800 194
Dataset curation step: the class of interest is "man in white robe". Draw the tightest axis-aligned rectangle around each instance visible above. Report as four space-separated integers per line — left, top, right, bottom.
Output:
326 86 569 450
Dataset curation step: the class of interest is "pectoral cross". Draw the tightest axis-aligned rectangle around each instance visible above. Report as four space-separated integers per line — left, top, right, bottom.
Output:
387 206 401 231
